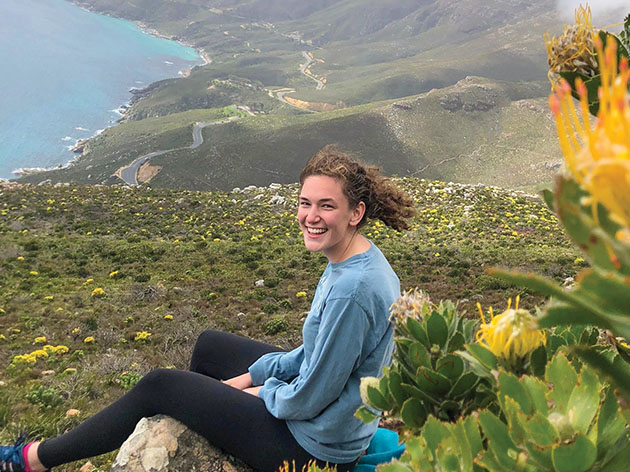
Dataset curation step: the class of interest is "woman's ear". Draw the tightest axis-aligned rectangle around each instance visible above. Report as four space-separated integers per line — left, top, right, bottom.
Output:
349 201 366 227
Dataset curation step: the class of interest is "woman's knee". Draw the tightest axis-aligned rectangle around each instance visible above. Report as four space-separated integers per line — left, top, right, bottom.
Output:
134 368 178 394
190 330 223 365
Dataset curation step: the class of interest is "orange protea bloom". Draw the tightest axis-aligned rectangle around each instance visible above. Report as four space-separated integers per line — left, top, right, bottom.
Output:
550 36 630 244
545 4 598 84
476 296 546 366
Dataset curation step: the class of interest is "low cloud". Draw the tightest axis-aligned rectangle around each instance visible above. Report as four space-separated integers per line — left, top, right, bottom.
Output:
555 1 628 24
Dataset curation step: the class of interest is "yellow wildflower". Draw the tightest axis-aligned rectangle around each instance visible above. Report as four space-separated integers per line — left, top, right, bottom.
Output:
295 291 307 298
34 336 47 344
109 270 119 278
550 37 630 244
91 287 105 297
164 314 174 320
29 271 38 276
84 278 94 284
44 295 54 301
476 296 546 365
545 5 597 84
17 256 24 261
134 331 152 343
84 336 95 344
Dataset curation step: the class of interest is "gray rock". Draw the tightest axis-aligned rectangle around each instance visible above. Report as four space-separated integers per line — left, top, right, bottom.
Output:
111 415 253 472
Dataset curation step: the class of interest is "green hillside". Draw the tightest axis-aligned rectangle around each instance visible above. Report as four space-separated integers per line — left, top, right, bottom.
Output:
0 178 580 470
15 0 573 190
19 77 561 192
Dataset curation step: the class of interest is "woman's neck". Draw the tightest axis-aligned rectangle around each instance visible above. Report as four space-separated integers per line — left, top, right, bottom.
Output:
331 232 371 263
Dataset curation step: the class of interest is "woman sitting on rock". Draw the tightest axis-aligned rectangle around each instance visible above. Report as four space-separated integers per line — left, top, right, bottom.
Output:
0 147 415 472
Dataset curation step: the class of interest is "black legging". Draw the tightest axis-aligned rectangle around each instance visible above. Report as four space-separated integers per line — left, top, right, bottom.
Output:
38 330 358 471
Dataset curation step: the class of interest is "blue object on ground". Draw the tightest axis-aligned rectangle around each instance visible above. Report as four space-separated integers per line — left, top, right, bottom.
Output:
353 428 406 471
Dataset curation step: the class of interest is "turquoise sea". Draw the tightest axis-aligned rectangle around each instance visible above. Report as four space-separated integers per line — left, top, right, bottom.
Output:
0 0 202 180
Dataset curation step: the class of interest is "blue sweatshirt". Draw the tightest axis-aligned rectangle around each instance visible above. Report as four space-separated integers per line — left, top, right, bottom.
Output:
248 242 400 463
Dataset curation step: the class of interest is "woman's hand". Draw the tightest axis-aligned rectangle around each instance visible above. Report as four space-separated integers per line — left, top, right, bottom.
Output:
243 386 262 397
222 372 253 390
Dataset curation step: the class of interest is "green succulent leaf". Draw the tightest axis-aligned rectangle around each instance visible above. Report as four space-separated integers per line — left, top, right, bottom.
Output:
423 415 452 452
406 317 428 347
546 353 578 415
354 405 379 423
520 411 558 447
566 366 600 435
462 414 483 451
498 371 534 415
559 70 601 116
436 354 464 379
547 334 568 357
597 386 627 460
400 397 428 430
416 366 451 396
478 410 519 469
377 463 413 472
571 345 630 400
551 433 597 472
554 176 630 274
449 371 478 398
521 375 549 415
463 343 497 371
427 312 449 349
387 371 407 408
572 269 630 320
366 384 391 411
448 332 466 352
408 341 432 370
529 344 548 378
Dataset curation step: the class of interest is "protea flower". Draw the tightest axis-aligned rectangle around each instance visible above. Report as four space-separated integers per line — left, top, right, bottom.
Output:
476 297 546 367
389 288 431 323
545 4 598 84
550 36 630 244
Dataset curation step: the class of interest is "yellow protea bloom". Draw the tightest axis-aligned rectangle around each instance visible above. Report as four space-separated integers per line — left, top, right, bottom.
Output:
550 36 630 245
476 297 546 365
545 4 597 84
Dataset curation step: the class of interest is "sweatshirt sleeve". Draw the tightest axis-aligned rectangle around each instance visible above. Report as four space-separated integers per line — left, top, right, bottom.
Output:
258 297 369 420
248 345 305 385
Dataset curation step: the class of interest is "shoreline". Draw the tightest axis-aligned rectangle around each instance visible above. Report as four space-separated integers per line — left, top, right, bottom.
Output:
12 1 211 179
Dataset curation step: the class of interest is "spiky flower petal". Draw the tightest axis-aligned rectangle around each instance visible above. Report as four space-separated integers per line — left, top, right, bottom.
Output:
550 36 630 241
389 288 431 324
545 5 598 84
476 297 546 366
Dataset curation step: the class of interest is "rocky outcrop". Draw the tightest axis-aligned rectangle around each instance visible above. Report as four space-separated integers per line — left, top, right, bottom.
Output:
111 415 253 472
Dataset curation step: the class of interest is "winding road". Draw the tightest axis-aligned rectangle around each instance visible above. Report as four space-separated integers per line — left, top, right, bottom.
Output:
300 51 325 90
118 117 238 186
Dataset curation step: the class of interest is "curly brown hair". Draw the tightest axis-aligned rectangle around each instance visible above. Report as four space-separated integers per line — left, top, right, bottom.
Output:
299 146 416 231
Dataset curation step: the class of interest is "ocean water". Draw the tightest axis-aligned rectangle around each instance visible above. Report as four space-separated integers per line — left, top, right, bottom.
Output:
0 0 203 179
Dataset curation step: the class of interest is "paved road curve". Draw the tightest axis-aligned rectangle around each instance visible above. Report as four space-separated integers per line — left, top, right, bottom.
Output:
118 118 237 186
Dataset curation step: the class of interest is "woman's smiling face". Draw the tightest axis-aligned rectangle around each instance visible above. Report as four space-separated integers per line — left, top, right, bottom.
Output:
298 175 364 262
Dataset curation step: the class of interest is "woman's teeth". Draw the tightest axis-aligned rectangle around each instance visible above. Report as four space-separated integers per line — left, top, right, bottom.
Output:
307 227 327 234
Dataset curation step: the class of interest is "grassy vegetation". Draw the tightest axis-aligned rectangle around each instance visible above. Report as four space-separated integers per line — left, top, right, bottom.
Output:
63 0 565 127
0 177 581 470
19 77 561 192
